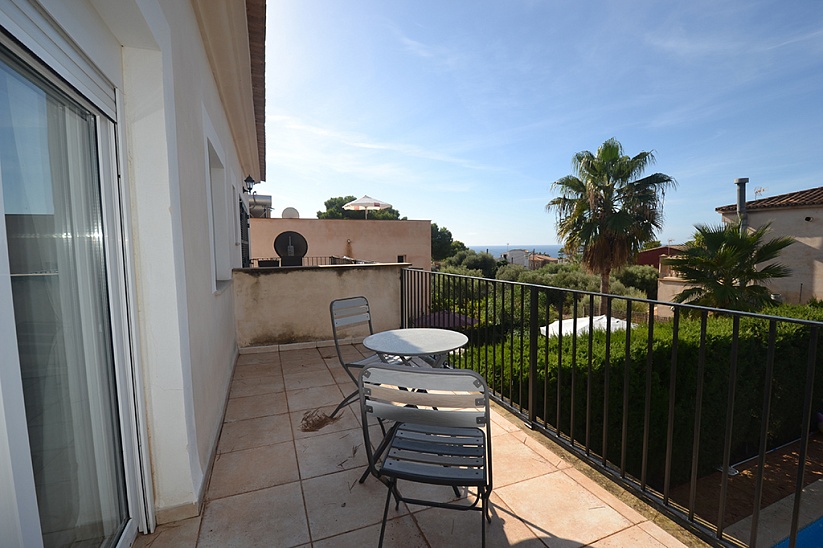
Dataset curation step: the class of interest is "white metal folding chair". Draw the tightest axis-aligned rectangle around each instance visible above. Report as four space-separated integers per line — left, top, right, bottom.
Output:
359 364 493 547
329 296 429 418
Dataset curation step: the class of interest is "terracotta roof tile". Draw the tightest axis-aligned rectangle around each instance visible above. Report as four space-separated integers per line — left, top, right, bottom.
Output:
716 186 823 212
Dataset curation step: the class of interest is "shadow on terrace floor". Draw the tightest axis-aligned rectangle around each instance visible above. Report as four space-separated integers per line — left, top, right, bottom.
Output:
134 344 702 547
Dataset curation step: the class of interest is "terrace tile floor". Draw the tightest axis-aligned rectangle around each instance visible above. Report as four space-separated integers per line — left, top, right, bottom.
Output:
134 345 703 547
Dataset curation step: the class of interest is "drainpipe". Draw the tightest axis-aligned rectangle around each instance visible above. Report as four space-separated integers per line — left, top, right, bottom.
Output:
735 178 749 234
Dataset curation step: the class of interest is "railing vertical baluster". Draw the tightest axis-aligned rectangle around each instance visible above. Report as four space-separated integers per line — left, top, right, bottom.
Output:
494 282 500 397
664 307 680 505
570 299 578 446
717 315 740 539
602 298 612 467
749 320 778 547
621 300 632 478
789 326 819 548
688 311 709 520
484 279 490 380
586 294 594 457
556 299 564 436
519 286 526 414
400 269 407 328
509 284 515 408
529 288 538 426
543 290 550 428
641 302 654 490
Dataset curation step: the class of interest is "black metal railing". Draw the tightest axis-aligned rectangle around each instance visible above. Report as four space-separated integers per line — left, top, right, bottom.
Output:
252 256 375 267
401 268 823 548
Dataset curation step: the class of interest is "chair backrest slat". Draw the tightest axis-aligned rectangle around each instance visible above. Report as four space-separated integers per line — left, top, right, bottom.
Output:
330 296 374 367
360 365 489 430
366 400 484 429
366 384 483 410
362 366 484 393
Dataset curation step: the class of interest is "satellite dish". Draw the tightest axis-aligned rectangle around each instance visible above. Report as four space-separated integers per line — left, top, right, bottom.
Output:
282 207 300 219
273 231 308 267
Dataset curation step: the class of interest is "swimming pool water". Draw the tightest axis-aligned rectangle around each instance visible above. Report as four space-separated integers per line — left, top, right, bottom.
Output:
773 515 823 548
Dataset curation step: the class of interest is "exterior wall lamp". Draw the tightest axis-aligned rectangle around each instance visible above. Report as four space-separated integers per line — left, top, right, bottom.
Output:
243 175 255 193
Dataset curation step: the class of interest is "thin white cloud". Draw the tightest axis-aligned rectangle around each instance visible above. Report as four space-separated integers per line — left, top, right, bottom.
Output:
268 114 497 172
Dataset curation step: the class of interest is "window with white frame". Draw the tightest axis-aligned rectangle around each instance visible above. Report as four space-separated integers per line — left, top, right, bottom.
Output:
207 140 231 284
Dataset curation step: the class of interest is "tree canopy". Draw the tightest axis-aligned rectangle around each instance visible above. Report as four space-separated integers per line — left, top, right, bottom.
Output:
442 250 498 279
662 222 794 312
546 138 676 312
317 196 403 220
431 223 467 261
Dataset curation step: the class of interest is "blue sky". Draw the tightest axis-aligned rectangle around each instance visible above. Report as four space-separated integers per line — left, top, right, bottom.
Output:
257 1 823 246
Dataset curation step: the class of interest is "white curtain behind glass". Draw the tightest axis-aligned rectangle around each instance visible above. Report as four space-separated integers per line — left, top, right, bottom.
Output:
0 51 127 547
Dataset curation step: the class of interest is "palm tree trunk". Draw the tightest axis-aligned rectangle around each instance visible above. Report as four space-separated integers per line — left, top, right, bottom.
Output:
599 271 610 315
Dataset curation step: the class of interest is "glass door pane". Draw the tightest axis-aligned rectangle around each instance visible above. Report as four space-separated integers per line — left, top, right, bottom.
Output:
0 48 128 547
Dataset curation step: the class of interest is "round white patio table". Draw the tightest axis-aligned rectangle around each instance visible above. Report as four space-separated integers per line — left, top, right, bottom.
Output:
363 328 468 368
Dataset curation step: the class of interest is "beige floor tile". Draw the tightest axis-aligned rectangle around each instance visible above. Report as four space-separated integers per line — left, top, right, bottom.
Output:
562 466 646 524
284 368 336 391
198 482 309 548
225 392 288 422
313 515 426 548
302 466 409 541
413 492 545 548
496 471 633 546
317 346 339 360
294 426 367 479
280 348 324 367
490 408 526 434
232 362 282 379
522 434 570 469
208 442 299 500
290 405 360 440
286 383 344 412
229 375 285 398
132 515 200 547
281 358 329 376
590 524 669 547
328 363 356 385
492 431 559 488
637 521 690 548
217 413 293 453
236 352 281 366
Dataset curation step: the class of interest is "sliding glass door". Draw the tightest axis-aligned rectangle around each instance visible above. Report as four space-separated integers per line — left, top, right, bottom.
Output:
0 46 128 547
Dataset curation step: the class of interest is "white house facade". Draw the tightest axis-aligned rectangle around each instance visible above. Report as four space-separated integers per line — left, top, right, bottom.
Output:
717 185 823 305
0 0 264 545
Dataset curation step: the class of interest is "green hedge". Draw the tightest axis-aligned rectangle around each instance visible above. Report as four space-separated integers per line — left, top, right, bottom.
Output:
459 307 823 489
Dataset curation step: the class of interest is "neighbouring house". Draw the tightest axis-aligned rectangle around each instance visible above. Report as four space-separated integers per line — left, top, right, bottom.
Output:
657 185 823 317
0 1 265 545
250 217 432 270
716 185 823 304
502 248 559 269
502 248 530 266
529 252 559 269
635 244 685 271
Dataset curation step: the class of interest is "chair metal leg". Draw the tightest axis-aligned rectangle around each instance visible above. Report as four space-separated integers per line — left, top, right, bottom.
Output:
359 422 396 484
378 479 393 548
329 389 358 419
481 495 487 548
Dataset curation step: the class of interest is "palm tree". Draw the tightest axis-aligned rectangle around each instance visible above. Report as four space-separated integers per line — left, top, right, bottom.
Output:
546 138 676 313
662 222 794 312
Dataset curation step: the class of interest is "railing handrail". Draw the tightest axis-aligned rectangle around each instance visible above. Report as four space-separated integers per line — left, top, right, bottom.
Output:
425 269 823 328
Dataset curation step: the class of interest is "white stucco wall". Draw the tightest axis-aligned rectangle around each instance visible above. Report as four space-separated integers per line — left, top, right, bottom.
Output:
24 0 248 525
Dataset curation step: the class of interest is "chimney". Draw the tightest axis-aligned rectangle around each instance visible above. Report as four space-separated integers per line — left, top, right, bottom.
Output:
735 178 749 233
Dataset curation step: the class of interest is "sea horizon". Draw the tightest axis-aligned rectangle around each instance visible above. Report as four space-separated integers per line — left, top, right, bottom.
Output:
468 244 563 259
